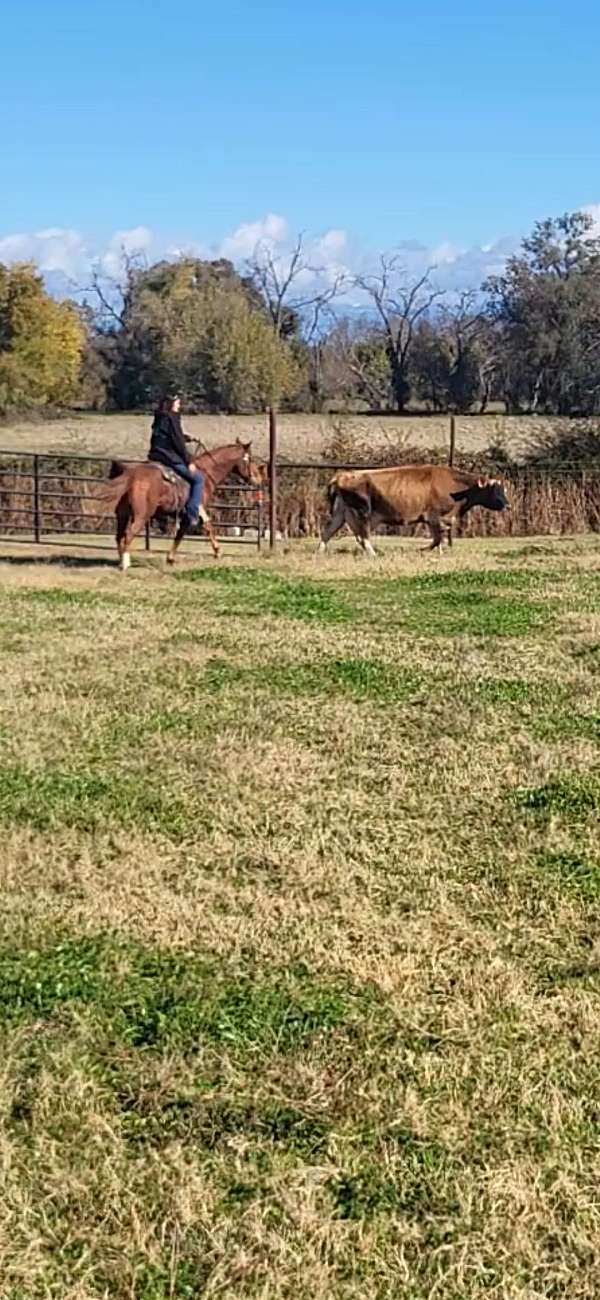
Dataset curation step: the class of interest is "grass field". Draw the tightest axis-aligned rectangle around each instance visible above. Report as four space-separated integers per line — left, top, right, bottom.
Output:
0 410 570 463
1 536 600 1298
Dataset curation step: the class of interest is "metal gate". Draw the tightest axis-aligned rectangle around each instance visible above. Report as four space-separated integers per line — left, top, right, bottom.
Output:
0 450 265 551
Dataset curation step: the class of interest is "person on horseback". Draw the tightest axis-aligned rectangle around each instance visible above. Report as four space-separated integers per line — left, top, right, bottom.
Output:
148 395 207 526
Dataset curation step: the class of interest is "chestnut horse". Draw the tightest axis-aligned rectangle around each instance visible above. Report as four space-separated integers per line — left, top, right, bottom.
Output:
95 440 262 570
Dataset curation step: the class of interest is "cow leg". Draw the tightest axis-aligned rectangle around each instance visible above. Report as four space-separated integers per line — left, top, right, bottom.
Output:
316 494 347 554
424 515 445 553
350 514 377 558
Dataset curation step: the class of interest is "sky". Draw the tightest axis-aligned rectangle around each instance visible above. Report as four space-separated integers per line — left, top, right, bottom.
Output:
2 0 600 294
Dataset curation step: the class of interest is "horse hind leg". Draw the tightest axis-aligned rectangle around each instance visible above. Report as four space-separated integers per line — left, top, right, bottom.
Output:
167 518 186 567
116 500 132 568
119 508 148 572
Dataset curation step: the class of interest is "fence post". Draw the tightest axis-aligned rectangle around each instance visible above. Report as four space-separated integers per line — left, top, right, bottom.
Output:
33 454 41 543
268 406 277 551
448 415 456 467
257 486 263 552
144 522 151 552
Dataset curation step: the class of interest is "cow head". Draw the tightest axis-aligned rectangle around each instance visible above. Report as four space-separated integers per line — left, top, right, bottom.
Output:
451 476 509 513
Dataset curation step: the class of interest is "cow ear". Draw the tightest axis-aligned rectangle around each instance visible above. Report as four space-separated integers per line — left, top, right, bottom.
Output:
477 477 488 488
450 488 469 502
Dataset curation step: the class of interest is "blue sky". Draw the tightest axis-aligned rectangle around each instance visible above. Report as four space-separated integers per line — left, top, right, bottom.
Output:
2 0 600 288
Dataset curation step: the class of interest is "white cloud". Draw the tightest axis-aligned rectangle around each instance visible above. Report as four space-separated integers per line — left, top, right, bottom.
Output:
99 225 154 278
582 203 600 237
429 240 461 266
0 227 88 281
0 233 34 262
2 206 597 306
218 213 288 261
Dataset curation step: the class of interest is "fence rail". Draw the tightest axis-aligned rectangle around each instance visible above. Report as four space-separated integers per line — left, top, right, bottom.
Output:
2 445 600 551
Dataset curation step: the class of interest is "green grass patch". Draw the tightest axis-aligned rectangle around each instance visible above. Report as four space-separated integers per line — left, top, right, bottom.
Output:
176 567 353 624
0 764 196 839
203 655 428 703
328 1134 455 1221
0 932 390 1057
514 773 600 822
535 849 600 901
349 569 553 638
533 711 600 744
7 588 126 609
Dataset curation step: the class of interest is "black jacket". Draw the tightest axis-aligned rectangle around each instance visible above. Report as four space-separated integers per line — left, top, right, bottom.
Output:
148 411 191 469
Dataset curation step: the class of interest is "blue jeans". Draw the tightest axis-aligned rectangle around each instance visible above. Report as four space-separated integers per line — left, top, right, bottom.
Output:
171 463 204 519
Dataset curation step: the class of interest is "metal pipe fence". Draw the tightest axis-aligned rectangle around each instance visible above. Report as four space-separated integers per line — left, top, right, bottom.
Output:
2 444 600 552
0 450 266 550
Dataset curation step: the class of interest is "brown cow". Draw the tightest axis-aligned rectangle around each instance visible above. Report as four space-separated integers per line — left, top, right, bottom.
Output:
317 463 509 556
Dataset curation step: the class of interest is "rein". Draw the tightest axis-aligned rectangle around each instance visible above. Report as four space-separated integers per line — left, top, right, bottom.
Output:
193 444 249 490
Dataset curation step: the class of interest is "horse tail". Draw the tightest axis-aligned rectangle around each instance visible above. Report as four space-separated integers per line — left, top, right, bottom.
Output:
93 472 131 512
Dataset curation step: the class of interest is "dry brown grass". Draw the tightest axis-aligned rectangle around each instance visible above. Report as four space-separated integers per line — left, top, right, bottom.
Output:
0 537 600 1297
1 409 598 462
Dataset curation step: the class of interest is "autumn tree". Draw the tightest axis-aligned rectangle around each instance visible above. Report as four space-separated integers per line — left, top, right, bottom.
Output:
85 255 300 411
0 262 85 411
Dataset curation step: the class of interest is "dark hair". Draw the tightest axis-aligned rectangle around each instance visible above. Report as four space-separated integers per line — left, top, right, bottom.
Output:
154 394 180 416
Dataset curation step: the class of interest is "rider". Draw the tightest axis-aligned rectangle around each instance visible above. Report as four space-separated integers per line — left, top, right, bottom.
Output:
148 394 207 526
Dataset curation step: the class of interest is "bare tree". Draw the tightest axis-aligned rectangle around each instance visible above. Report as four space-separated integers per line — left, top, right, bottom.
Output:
354 255 445 411
438 290 495 412
246 232 347 340
246 232 348 411
82 247 148 331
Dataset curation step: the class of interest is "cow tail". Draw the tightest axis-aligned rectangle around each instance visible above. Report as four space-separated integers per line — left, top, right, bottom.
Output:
327 479 339 512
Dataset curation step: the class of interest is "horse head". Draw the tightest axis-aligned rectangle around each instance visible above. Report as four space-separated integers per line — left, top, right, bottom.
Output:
230 439 263 488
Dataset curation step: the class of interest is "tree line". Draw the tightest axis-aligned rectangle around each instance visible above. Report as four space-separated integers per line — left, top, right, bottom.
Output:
2 210 600 417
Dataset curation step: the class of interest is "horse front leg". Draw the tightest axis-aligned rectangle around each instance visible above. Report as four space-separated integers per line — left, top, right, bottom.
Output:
166 518 187 567
205 516 220 559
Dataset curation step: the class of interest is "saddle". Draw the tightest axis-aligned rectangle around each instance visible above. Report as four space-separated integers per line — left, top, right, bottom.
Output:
155 465 186 490
109 460 190 513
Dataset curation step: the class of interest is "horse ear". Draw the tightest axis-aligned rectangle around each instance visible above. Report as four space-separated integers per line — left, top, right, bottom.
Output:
243 441 252 451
